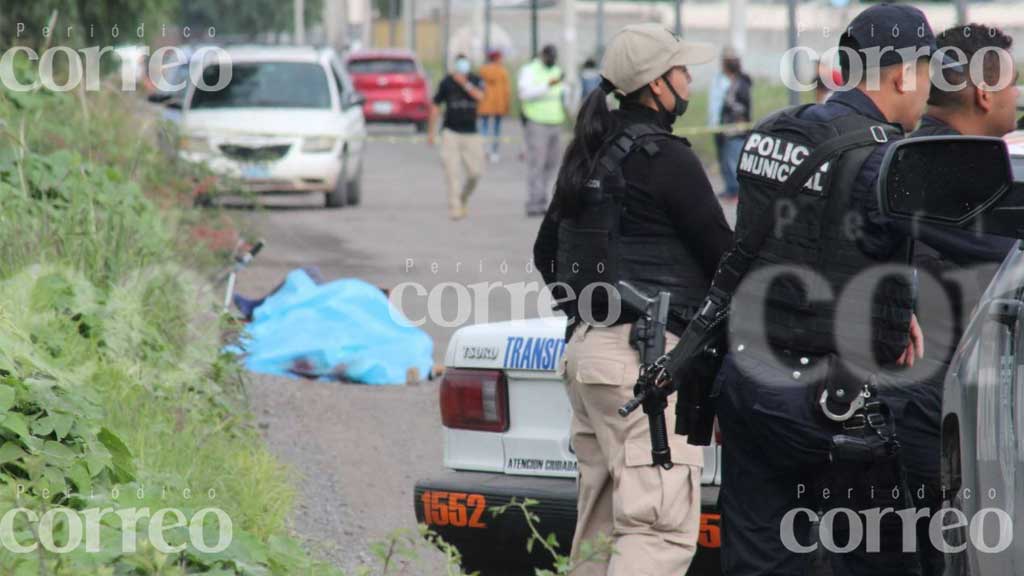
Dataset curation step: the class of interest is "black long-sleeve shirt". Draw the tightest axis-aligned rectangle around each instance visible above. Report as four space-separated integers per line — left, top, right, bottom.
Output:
533 102 734 332
720 73 752 126
868 114 1014 445
908 115 1015 365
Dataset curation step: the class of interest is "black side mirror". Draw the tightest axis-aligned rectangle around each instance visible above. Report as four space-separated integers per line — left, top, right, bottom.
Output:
878 136 1024 238
879 135 1011 224
344 92 366 109
147 92 171 104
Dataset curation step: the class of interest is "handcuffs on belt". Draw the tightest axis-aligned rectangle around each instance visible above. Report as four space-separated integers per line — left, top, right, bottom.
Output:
819 379 870 422
819 371 900 464
737 346 901 464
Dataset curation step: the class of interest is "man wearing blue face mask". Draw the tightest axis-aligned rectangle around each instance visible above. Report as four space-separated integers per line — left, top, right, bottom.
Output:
429 54 485 220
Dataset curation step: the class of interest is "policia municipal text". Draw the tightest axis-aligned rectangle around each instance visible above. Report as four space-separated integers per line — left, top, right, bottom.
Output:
708 5 956 575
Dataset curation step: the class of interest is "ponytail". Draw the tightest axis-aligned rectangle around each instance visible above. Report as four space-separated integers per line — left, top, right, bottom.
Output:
553 84 621 218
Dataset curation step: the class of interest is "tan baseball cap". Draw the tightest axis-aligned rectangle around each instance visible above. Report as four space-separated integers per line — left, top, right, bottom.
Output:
601 23 716 95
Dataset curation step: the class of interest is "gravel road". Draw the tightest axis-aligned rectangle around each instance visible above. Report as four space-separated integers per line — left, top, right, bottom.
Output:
234 124 736 574
247 373 447 573
235 124 544 574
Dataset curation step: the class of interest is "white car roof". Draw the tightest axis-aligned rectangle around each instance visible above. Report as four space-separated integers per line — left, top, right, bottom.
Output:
220 45 333 64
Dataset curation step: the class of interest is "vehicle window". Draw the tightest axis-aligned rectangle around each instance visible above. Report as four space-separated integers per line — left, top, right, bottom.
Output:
347 59 416 75
1012 156 1024 181
191 62 331 109
980 250 1024 304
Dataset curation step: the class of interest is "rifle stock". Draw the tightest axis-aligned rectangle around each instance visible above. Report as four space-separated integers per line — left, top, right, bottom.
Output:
617 281 674 469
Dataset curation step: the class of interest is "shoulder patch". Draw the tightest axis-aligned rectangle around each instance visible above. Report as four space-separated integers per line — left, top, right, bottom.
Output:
736 132 831 195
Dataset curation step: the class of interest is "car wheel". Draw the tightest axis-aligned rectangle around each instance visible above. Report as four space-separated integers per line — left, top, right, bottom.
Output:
346 160 362 206
325 154 349 208
415 121 428 133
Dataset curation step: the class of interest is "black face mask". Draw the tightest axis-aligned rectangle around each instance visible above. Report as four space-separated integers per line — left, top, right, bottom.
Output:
656 71 688 118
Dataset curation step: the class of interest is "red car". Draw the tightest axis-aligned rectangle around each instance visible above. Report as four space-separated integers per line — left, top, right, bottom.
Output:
346 50 431 132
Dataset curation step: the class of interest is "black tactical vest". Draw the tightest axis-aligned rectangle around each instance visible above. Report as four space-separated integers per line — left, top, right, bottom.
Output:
730 106 915 364
555 124 710 332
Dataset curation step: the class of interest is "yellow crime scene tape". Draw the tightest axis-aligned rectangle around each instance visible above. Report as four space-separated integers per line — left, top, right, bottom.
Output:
358 122 754 144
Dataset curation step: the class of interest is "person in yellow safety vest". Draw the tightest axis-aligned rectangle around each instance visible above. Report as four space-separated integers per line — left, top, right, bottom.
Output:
518 44 567 216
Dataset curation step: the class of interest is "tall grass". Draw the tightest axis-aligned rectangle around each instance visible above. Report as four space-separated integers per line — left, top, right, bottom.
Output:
0 80 337 573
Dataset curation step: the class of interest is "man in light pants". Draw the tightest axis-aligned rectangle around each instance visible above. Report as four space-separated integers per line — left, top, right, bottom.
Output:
518 44 566 217
429 54 485 220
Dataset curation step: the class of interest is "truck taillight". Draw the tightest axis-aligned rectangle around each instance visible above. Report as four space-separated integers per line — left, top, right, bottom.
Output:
440 369 509 432
714 417 723 446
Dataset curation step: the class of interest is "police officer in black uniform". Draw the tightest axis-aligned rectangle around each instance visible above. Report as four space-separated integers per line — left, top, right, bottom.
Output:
715 5 941 575
533 23 732 575
893 24 1019 576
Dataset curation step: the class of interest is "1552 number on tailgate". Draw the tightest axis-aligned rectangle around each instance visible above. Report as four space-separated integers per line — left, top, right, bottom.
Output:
421 490 488 529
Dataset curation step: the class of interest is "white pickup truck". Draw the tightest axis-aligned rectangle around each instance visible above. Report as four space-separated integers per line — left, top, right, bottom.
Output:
414 317 723 575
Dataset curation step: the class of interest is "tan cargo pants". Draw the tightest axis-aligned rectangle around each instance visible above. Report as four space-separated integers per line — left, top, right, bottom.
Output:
561 323 702 576
439 128 484 217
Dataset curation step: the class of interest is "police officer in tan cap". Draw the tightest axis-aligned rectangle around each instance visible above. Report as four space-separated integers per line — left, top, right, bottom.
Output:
534 23 732 575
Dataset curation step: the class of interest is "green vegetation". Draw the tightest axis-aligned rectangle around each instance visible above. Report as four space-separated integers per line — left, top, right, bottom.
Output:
183 0 324 40
4 1 325 48
0 72 339 574
1 1 177 48
345 526 476 576
349 500 607 575
490 499 612 575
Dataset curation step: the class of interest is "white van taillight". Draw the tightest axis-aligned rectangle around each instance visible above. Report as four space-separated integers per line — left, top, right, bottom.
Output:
440 369 509 432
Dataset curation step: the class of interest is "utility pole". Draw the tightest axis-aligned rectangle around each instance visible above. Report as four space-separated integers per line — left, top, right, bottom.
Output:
955 0 968 24
564 0 578 109
473 0 485 61
442 0 451 71
728 0 747 56
294 0 306 44
405 0 416 51
596 0 605 58
531 0 539 58
484 0 493 55
324 0 348 51
359 0 371 49
389 0 398 46
786 0 798 105
674 0 682 36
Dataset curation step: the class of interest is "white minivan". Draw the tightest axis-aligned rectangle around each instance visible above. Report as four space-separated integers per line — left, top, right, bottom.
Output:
178 45 367 208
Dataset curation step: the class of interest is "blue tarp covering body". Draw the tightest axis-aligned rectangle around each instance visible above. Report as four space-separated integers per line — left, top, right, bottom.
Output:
241 269 433 385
